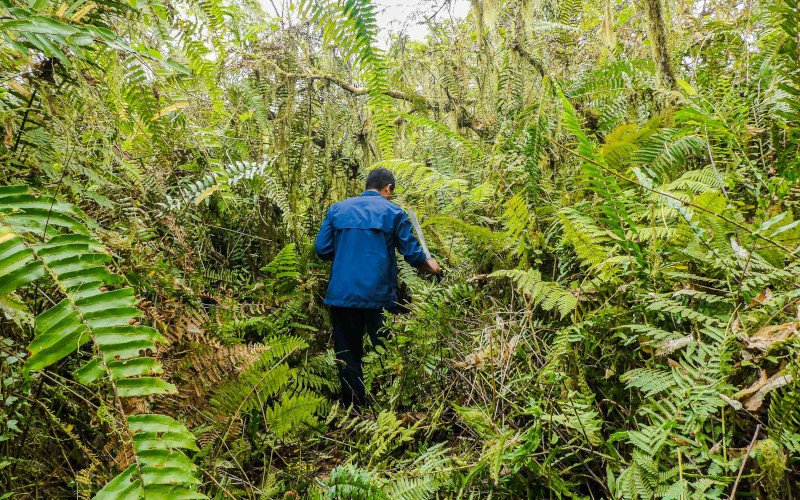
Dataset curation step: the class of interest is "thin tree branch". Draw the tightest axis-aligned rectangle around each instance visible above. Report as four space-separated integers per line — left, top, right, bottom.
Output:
266 61 494 137
12 88 37 153
729 424 760 499
510 40 546 78
266 61 446 110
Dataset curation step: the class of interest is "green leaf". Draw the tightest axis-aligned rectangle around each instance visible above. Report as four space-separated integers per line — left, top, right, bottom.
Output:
0 261 45 295
74 358 104 384
3 186 203 497
116 377 176 397
93 463 142 500
94 325 165 346
83 306 142 329
108 357 163 380
141 466 201 486
74 288 136 313
137 450 196 469
128 414 187 433
134 430 199 451
25 322 91 371
134 485 206 499
100 339 157 362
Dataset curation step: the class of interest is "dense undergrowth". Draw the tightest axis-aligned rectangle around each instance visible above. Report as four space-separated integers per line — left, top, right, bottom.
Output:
2 0 800 497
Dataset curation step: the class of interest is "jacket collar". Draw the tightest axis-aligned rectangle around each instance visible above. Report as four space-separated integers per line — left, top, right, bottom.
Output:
361 190 382 197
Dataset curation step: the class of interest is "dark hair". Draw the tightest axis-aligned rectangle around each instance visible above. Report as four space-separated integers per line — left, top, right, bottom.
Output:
365 167 395 191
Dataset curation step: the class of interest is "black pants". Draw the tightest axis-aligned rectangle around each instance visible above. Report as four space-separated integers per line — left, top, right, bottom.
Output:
329 306 385 407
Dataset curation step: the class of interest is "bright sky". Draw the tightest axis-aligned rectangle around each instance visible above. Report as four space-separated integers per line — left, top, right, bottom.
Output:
261 0 471 46
372 0 471 44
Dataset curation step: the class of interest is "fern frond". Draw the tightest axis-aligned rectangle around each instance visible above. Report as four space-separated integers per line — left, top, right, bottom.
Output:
645 294 724 328
542 393 604 446
370 158 468 201
768 363 800 440
400 113 483 159
261 243 301 293
385 475 439 500
490 268 577 319
621 368 677 397
345 410 421 466
502 191 533 252
208 335 307 414
0 185 203 498
321 466 387 499
557 207 617 269
633 131 707 182
263 392 326 437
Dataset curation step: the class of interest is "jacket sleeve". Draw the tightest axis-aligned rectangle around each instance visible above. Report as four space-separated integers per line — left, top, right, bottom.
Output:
315 208 335 261
395 212 428 267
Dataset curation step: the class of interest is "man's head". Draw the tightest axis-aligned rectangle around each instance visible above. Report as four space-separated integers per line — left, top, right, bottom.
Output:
365 167 395 200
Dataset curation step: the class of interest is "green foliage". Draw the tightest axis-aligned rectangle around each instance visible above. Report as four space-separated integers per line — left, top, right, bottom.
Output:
300 0 394 159
490 268 577 318
0 0 134 65
4 0 800 497
317 465 387 499
208 335 307 414
0 186 203 498
260 243 300 291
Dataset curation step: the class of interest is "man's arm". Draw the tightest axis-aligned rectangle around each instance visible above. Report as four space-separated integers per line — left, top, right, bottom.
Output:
395 212 441 274
315 208 335 260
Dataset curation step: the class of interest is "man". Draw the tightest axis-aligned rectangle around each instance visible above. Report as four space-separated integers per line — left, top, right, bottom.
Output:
315 167 441 407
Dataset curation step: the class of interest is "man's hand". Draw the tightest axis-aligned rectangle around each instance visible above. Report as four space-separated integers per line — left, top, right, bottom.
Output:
420 257 441 275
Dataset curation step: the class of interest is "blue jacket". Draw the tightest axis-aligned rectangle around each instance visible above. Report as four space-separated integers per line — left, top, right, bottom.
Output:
315 191 428 309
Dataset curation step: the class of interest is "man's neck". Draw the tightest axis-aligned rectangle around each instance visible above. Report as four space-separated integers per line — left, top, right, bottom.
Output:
365 187 390 200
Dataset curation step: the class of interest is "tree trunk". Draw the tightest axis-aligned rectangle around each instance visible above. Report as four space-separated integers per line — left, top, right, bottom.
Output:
642 0 677 90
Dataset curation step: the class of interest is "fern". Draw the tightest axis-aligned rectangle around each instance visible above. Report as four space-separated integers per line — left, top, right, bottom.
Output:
560 94 643 264
294 350 339 393
615 292 737 499
400 113 484 159
768 362 800 441
645 294 724 328
767 0 800 180
0 185 203 498
177 23 216 78
318 465 387 499
359 410 421 465
502 191 534 255
490 268 577 319
621 368 677 397
208 335 307 414
557 207 621 276
633 131 707 182
384 475 440 500
150 305 273 403
370 158 468 201
329 409 422 467
261 243 300 291
263 392 325 438
0 4 136 66
664 167 728 194
169 157 282 209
